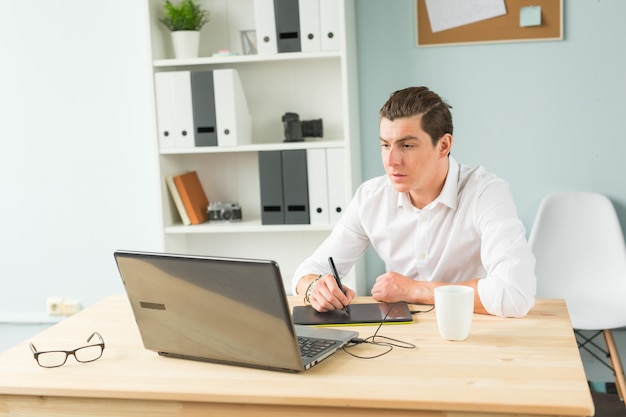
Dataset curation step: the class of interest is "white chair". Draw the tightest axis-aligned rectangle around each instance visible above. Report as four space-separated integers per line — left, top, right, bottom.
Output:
529 191 626 403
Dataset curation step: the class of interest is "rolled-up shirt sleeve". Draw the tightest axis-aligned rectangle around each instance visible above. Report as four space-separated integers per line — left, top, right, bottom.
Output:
472 177 536 317
291 191 371 294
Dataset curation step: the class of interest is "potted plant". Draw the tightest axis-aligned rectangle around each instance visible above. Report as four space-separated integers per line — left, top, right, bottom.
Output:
160 0 210 59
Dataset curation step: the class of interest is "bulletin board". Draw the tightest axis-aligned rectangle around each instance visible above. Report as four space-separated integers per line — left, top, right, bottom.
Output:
416 0 563 47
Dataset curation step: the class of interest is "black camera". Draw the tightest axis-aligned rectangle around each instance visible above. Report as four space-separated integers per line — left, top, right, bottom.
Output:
282 112 323 142
208 201 242 222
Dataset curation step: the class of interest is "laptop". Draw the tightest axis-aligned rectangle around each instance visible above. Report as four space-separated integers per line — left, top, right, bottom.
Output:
113 250 359 373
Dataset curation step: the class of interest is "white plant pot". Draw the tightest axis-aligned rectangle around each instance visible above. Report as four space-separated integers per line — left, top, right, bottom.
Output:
171 31 200 59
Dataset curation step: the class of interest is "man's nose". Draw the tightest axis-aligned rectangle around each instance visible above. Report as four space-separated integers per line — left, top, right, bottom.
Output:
385 147 400 166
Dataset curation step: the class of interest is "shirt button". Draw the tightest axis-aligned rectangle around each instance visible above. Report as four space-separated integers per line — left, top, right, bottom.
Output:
418 252 426 260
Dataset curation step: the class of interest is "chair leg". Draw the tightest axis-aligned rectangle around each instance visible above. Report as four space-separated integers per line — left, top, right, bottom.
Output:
602 329 626 405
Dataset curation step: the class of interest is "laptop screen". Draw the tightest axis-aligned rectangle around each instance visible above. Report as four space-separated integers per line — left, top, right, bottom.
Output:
114 251 304 371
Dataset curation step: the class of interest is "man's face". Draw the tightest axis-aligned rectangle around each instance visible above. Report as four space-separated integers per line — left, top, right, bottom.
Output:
379 115 450 199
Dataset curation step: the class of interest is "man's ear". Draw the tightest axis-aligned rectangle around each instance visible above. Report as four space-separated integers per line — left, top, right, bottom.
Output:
438 133 453 157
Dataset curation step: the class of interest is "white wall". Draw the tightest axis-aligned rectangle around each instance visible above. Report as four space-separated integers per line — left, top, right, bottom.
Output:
0 0 162 321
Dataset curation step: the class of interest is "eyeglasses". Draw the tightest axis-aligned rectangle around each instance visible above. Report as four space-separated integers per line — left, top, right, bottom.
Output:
30 332 105 368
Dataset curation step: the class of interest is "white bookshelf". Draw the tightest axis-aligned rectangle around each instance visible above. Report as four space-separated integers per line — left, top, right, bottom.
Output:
145 0 363 293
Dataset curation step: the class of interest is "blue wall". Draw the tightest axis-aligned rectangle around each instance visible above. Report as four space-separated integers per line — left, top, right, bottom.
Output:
355 1 626 287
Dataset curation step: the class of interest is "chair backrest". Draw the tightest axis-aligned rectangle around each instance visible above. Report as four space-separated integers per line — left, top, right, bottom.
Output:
529 192 626 330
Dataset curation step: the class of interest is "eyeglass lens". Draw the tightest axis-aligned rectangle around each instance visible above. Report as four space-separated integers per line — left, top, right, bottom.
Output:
36 345 104 368
31 332 105 368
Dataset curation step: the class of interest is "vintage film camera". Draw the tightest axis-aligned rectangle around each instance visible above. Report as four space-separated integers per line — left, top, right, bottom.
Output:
208 201 242 222
282 112 323 142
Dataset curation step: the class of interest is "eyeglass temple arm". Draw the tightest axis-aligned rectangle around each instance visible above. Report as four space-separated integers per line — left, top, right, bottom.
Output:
87 332 105 346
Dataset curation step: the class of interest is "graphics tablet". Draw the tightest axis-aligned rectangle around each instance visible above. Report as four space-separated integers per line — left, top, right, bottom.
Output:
292 302 413 326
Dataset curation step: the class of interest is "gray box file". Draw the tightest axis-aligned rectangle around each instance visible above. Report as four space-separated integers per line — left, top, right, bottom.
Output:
282 149 310 224
190 71 217 147
259 151 285 224
274 0 301 52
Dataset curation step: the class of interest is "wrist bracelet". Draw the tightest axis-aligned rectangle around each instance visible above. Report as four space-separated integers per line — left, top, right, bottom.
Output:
303 274 322 304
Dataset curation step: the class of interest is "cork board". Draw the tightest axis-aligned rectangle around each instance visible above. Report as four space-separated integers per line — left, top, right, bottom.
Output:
416 0 563 47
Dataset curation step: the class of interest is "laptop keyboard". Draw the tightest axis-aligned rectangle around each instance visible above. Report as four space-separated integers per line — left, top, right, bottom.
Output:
298 336 340 358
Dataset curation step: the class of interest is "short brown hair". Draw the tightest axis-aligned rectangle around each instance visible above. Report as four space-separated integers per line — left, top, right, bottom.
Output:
379 87 453 145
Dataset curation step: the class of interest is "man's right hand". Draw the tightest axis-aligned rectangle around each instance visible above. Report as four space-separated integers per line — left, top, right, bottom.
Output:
299 274 355 312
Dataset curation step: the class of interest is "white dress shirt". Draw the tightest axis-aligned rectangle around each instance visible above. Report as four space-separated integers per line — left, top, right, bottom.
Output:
292 157 536 317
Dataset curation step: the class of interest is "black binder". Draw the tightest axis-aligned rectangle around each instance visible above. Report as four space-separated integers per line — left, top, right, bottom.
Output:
282 149 310 224
274 0 301 52
190 71 217 147
259 151 285 224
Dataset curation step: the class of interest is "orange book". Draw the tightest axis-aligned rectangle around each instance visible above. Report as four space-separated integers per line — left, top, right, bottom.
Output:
172 171 209 225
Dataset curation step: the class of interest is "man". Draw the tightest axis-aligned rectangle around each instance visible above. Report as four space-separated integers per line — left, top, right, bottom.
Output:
292 86 536 318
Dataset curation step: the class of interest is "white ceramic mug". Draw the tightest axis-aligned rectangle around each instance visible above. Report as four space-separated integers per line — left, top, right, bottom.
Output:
434 285 474 341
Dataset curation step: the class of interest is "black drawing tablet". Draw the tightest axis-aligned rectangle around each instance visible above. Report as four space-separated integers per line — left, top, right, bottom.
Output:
292 302 413 326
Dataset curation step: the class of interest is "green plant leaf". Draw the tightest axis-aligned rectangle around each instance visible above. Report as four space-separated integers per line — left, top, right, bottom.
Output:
159 0 210 31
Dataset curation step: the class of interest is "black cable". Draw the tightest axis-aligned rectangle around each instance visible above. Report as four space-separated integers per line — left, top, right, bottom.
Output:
410 304 435 315
342 302 433 359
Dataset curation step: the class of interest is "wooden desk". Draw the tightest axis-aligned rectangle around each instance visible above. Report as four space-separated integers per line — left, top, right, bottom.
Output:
0 295 594 417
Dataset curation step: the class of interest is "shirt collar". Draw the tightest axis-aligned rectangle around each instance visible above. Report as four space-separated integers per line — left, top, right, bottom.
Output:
438 157 459 210
396 157 460 210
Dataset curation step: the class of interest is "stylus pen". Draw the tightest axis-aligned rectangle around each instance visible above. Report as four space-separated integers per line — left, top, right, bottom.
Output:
328 257 351 315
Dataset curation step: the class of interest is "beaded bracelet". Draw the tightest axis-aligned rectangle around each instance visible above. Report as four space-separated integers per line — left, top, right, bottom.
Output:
303 274 323 304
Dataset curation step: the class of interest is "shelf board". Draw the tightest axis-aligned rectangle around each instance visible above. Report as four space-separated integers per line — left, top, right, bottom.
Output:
165 220 334 234
159 140 345 155
154 51 341 68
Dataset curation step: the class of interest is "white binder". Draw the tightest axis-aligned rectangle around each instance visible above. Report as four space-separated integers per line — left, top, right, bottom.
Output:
253 0 278 55
299 0 321 53
320 0 340 51
306 148 329 225
154 71 194 149
154 72 176 149
326 147 346 224
213 69 251 147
